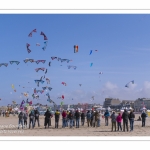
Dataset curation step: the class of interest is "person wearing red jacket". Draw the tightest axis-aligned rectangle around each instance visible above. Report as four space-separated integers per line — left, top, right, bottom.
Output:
62 110 67 128
116 113 122 131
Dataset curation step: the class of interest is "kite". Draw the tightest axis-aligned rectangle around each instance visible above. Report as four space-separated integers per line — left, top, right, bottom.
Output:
11 84 15 89
20 100 25 109
45 69 47 74
48 62 51 66
36 90 44 94
60 101 63 106
57 97 62 99
34 80 45 87
24 59 34 63
32 94 39 99
62 82 67 86
74 45 78 53
46 78 50 84
91 96 94 100
9 61 20 65
26 43 31 53
0 63 8 67
79 84 82 86
34 88 37 94
67 65 77 70
99 72 103 74
42 46 47 51
44 41 48 45
51 57 57 60
90 63 93 67
62 95 64 100
28 29 37 37
42 87 52 91
125 80 134 88
26 99 32 105
35 60 46 64
61 59 70 63
40 31 48 40
35 68 45 72
95 50 98 52
36 43 40 46
89 50 92 55
40 76 43 80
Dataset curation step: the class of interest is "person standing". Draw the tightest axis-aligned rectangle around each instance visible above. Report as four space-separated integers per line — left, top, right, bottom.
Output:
110 111 117 131
62 110 67 128
55 110 60 128
129 110 135 131
81 111 85 126
73 111 76 126
90 110 94 127
94 110 99 127
44 109 52 129
97 111 102 127
68 110 73 128
66 110 70 127
29 110 35 129
75 110 80 128
86 110 91 127
104 109 110 126
141 110 147 127
34 109 40 127
23 111 28 128
18 111 24 129
116 112 122 131
122 109 129 132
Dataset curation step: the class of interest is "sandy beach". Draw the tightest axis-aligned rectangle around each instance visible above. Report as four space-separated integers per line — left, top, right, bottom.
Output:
0 114 149 136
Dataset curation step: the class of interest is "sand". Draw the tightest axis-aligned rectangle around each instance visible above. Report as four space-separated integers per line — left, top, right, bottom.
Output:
0 114 149 136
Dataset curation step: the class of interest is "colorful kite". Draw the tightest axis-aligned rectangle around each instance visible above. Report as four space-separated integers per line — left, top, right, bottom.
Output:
42 87 52 91
62 95 64 100
90 63 93 67
48 62 51 66
9 61 20 65
61 59 70 63
26 43 31 53
0 63 8 67
74 45 78 53
40 31 48 40
28 29 37 37
46 78 50 84
35 60 46 64
62 82 67 86
24 59 34 63
34 80 45 87
32 94 39 99
51 57 57 60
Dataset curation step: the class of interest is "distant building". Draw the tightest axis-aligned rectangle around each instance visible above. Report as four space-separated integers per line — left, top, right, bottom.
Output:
103 98 121 108
134 98 150 111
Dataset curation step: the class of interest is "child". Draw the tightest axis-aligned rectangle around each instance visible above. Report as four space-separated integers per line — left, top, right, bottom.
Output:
116 112 122 131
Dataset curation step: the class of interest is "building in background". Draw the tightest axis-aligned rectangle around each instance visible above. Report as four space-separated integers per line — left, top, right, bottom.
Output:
103 98 121 108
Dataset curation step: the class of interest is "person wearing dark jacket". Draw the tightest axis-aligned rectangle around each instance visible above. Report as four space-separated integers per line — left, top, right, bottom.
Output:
44 109 52 128
141 111 147 127
90 110 94 127
129 110 135 131
55 110 60 128
75 110 80 128
81 111 85 126
29 110 35 129
18 111 24 129
68 111 74 128
34 109 40 127
122 109 129 132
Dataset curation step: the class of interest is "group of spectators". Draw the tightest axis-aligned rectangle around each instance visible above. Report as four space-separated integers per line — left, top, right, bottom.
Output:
17 108 148 131
106 109 148 132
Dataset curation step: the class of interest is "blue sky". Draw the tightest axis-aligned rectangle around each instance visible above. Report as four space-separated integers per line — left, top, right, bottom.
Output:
1 14 150 106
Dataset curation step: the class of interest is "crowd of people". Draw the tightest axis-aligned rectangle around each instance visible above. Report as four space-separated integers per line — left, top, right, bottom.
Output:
15 108 148 132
